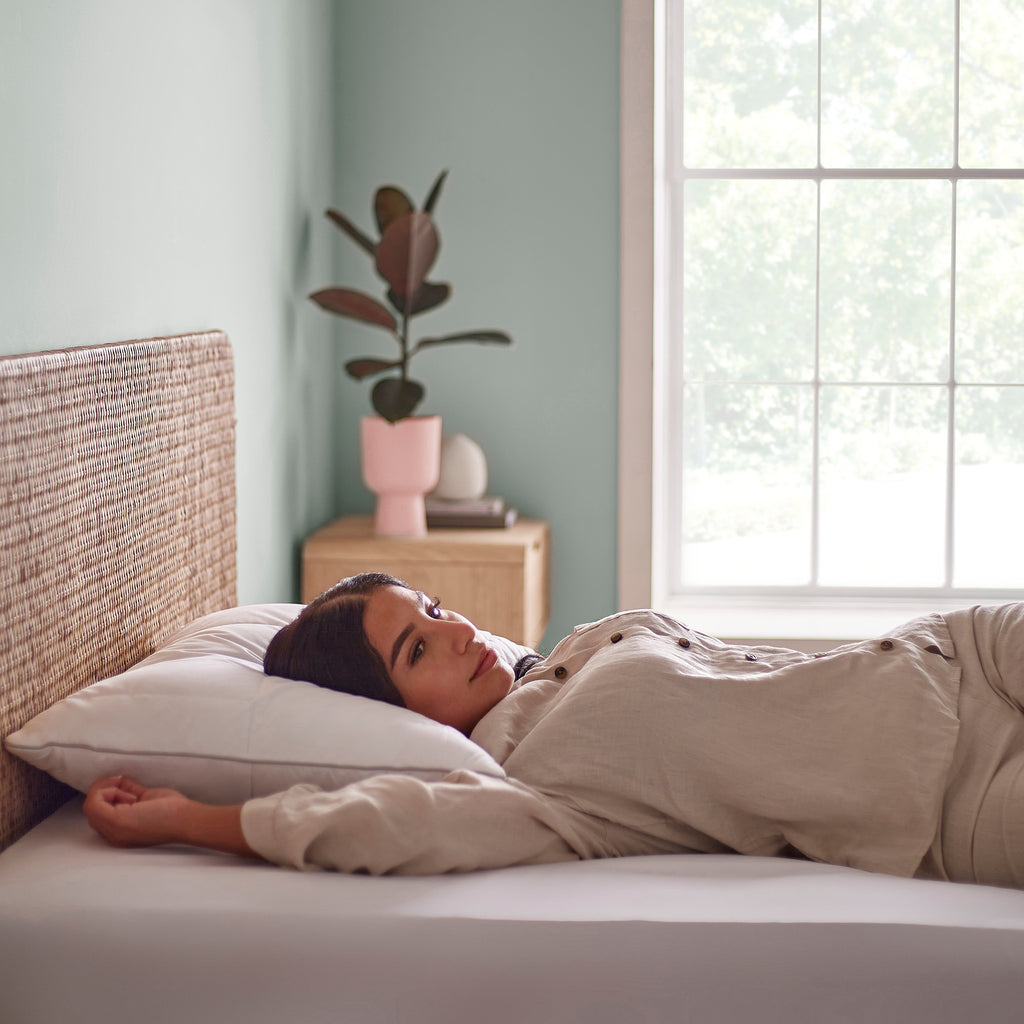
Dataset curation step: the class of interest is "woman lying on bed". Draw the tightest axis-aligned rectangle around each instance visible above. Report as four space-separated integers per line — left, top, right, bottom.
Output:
85 573 1024 889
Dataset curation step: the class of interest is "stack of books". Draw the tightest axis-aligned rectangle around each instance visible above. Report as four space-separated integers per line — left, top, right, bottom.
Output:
425 495 518 529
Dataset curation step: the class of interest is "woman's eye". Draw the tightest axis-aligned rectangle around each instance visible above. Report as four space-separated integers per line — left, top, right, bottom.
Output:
411 639 425 665
428 598 442 619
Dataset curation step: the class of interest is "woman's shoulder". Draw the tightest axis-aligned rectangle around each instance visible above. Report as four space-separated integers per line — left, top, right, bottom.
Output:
561 607 689 641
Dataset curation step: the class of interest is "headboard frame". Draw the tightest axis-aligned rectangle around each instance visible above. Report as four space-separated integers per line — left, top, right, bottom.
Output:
0 331 237 851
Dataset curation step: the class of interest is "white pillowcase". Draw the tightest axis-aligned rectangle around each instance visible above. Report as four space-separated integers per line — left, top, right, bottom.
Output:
5 604 505 805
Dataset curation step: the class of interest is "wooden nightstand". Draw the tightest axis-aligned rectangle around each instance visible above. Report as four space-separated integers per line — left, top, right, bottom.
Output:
301 516 550 649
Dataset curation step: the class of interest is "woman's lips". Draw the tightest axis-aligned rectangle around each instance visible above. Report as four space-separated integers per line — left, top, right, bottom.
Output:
472 646 498 681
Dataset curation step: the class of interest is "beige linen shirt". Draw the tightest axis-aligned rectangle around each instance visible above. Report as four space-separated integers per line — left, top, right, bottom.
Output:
241 610 962 877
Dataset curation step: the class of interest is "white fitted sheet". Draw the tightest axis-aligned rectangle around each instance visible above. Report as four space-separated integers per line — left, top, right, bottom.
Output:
2 799 1024 1024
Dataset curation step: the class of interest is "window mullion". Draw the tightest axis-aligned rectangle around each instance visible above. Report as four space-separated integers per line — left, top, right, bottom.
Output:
816 0 823 171
811 0 822 587
953 0 961 169
946 182 958 590
946 0 960 592
812 186 822 587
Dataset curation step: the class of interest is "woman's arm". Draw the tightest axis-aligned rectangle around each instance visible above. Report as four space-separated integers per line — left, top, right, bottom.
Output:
241 770 581 875
86 772 583 875
83 776 259 860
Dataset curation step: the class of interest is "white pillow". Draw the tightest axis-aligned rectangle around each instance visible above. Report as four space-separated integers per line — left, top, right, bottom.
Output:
5 604 506 805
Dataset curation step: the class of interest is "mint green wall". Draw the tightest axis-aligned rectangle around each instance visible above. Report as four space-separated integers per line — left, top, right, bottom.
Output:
1 0 621 647
328 1 621 648
1 0 338 604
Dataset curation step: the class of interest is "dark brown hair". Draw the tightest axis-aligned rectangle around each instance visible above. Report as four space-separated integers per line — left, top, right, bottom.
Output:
263 572 407 706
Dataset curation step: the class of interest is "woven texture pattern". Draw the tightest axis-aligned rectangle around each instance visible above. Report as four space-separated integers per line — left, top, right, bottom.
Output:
0 332 237 852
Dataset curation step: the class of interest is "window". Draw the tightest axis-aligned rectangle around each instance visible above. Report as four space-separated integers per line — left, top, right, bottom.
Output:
620 0 1024 640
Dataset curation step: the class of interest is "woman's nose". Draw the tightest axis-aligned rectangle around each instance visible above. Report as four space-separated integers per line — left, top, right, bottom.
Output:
439 616 474 650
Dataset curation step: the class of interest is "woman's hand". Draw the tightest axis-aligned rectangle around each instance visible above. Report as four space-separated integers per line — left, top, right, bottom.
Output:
83 776 258 859
84 776 193 848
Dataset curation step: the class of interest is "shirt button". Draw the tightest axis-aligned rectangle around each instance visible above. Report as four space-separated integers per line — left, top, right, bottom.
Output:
745 652 758 662
678 637 691 649
554 666 568 679
880 639 895 651
610 632 623 643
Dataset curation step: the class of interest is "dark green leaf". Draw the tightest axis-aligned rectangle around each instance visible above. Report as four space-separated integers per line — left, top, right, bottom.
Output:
387 281 451 317
345 358 401 381
414 330 513 353
325 208 376 255
310 288 397 331
423 170 449 214
372 377 425 422
374 187 414 233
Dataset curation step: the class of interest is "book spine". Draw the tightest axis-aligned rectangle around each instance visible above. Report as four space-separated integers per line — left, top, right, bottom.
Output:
427 508 518 529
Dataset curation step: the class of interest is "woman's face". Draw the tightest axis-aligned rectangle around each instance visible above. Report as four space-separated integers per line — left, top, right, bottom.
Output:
362 585 514 734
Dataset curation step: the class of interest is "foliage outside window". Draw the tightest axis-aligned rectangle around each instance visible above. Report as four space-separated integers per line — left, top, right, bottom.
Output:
667 0 1024 600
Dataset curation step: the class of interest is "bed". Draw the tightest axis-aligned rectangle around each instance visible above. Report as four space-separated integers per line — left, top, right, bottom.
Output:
2 331 1024 1024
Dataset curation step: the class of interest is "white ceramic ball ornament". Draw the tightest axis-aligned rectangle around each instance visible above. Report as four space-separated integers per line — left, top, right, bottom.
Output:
433 433 488 500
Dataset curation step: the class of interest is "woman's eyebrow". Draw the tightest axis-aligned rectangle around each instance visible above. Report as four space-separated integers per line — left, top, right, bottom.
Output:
389 593 429 669
390 624 413 670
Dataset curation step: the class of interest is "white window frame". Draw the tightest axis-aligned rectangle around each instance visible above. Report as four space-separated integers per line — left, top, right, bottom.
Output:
619 0 659 616
619 0 1023 645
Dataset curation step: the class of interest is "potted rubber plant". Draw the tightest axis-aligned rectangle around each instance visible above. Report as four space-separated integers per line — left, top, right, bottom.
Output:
310 170 511 536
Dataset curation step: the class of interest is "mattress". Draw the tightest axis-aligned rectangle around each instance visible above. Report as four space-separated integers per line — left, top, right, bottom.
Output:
2 800 1024 1024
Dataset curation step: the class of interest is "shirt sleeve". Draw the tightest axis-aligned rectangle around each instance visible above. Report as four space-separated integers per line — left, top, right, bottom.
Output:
239 770 581 875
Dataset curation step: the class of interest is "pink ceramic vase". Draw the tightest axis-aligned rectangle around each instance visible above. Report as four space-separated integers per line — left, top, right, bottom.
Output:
360 415 442 536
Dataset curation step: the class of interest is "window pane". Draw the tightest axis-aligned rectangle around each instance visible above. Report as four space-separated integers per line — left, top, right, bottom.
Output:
819 180 951 382
680 0 817 168
682 180 817 381
662 0 1024 609
681 383 812 586
819 386 947 586
954 387 1024 587
821 0 954 167
956 181 1024 382
959 0 1024 167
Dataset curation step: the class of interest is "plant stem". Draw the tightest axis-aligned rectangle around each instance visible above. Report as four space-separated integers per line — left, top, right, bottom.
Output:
400 311 409 381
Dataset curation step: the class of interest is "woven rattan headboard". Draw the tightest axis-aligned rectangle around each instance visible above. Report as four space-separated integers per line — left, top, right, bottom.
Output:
0 331 237 852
